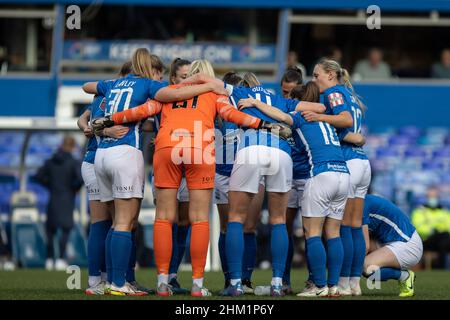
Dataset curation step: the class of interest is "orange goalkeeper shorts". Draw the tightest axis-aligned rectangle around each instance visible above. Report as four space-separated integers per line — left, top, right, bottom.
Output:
153 147 215 189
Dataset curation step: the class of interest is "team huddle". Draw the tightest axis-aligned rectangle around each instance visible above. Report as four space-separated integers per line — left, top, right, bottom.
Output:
77 48 423 298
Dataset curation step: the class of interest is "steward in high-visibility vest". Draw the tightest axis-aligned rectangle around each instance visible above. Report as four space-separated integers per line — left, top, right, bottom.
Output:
411 205 450 241
411 202 450 269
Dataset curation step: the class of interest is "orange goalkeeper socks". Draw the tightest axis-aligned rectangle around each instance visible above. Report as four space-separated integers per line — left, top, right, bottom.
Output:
153 219 172 277
190 221 210 280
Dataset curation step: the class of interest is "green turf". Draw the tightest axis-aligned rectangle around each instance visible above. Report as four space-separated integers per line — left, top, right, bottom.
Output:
0 268 449 300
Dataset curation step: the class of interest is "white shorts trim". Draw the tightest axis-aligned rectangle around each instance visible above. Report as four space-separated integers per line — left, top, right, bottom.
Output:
301 171 350 220
346 159 371 199
385 231 423 270
214 173 230 204
151 176 190 203
229 145 292 194
177 177 189 202
94 145 144 202
81 161 101 201
287 179 307 209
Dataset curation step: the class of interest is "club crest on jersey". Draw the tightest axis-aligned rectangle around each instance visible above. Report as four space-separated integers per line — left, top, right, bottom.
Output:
100 98 106 111
328 92 344 108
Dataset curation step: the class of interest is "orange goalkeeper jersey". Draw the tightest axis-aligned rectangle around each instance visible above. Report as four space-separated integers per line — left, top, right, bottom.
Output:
111 91 261 151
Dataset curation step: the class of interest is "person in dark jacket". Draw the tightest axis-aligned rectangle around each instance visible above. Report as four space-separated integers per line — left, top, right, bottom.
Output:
35 135 83 270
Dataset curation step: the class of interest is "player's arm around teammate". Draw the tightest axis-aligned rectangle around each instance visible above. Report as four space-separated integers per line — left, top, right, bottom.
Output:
156 61 263 297
84 48 222 296
79 61 152 296
306 60 353 129
240 82 351 297
83 76 227 103
166 58 192 293
307 59 370 295
340 131 366 147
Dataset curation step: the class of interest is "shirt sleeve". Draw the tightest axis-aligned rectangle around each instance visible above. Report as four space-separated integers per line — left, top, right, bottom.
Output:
230 86 249 101
216 95 260 129
112 100 163 124
96 80 112 97
280 97 299 112
288 111 304 129
225 84 234 96
326 91 350 115
337 127 350 141
362 206 370 225
148 80 167 98
83 103 92 113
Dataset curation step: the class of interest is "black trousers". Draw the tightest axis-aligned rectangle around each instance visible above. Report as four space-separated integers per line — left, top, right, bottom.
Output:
423 232 450 268
46 225 72 259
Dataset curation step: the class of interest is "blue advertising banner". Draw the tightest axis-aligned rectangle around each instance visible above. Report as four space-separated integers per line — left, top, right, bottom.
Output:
63 41 276 64
4 1 450 12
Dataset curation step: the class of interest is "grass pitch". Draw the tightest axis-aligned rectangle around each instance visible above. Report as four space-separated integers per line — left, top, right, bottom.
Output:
0 268 449 300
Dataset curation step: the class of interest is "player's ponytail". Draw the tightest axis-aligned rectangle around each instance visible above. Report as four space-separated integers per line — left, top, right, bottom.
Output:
318 58 366 113
240 72 260 88
131 48 154 79
188 59 215 78
150 54 165 77
340 68 352 90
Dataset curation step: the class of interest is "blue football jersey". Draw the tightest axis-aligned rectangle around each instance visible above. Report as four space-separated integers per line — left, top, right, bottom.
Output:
97 74 165 150
362 194 416 244
323 84 367 160
83 95 105 164
150 80 169 137
215 119 240 177
214 92 240 177
227 85 298 156
289 111 349 178
285 132 310 180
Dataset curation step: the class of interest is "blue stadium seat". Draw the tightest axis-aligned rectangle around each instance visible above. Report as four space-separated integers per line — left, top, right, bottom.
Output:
376 146 402 158
0 153 20 167
370 173 395 199
404 147 428 158
441 172 450 184
426 127 449 136
12 223 46 268
65 223 88 267
388 134 415 146
398 126 422 138
10 192 47 268
422 160 445 171
0 131 25 146
433 147 450 159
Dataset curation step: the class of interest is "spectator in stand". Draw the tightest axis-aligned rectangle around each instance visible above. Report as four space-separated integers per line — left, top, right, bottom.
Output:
411 186 450 269
287 50 307 79
326 46 343 65
353 47 392 80
35 135 83 271
0 47 8 74
431 48 450 79
170 17 194 42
